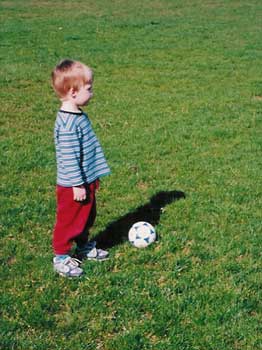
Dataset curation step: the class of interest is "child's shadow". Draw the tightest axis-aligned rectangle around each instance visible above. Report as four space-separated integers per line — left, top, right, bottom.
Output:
95 190 185 249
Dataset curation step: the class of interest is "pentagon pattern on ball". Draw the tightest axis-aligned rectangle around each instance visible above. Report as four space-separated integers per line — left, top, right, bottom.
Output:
128 221 156 248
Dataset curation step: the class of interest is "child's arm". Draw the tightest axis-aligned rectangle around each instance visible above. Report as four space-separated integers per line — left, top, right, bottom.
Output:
58 126 85 196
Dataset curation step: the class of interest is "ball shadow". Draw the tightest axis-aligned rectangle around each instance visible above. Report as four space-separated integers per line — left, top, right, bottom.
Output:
95 190 185 249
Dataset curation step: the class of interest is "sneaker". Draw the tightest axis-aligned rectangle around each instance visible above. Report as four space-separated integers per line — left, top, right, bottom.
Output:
53 256 83 277
76 241 109 261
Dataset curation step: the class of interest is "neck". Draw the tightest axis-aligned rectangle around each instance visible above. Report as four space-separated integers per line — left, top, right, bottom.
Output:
60 100 81 113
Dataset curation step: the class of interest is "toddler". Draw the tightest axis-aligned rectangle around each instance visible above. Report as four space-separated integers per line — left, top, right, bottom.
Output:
51 59 111 277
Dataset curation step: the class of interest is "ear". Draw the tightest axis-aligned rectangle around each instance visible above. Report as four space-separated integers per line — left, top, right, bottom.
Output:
69 87 77 98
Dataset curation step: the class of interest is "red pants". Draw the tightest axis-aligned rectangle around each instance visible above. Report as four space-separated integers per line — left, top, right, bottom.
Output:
53 180 98 255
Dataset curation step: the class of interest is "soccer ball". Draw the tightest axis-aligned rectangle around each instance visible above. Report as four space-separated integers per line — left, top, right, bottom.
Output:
128 221 156 248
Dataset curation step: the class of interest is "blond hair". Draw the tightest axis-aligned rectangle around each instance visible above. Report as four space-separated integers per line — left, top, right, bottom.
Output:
51 59 93 98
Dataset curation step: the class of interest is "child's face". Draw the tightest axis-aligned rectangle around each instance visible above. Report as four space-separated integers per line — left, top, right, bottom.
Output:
73 83 93 107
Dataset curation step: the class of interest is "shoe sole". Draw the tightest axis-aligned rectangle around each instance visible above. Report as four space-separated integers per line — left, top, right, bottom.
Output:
54 269 83 278
87 256 109 261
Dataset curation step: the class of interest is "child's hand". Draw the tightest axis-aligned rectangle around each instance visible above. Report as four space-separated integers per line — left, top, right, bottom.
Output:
73 186 86 202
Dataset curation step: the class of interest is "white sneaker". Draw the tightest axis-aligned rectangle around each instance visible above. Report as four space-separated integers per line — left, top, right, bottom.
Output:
53 256 83 277
76 241 109 261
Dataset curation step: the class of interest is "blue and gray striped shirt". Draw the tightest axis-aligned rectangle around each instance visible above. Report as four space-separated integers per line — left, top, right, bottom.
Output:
54 110 110 187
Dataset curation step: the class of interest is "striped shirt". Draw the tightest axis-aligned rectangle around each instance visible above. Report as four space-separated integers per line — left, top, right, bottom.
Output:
54 110 111 187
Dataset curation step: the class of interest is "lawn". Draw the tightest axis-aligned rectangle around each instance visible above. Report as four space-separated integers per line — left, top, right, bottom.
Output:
0 0 261 349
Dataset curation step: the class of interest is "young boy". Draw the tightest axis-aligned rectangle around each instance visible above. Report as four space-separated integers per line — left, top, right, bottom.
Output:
51 59 111 277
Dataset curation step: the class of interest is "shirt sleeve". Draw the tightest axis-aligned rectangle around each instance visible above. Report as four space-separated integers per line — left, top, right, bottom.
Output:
57 127 84 186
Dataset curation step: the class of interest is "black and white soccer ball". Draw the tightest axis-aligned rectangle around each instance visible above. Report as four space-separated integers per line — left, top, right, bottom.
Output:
128 221 156 248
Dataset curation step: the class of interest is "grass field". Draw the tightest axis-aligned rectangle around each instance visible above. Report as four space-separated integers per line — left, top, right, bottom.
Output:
0 0 262 349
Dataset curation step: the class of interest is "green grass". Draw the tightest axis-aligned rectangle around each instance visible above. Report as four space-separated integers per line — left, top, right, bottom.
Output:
0 0 262 349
